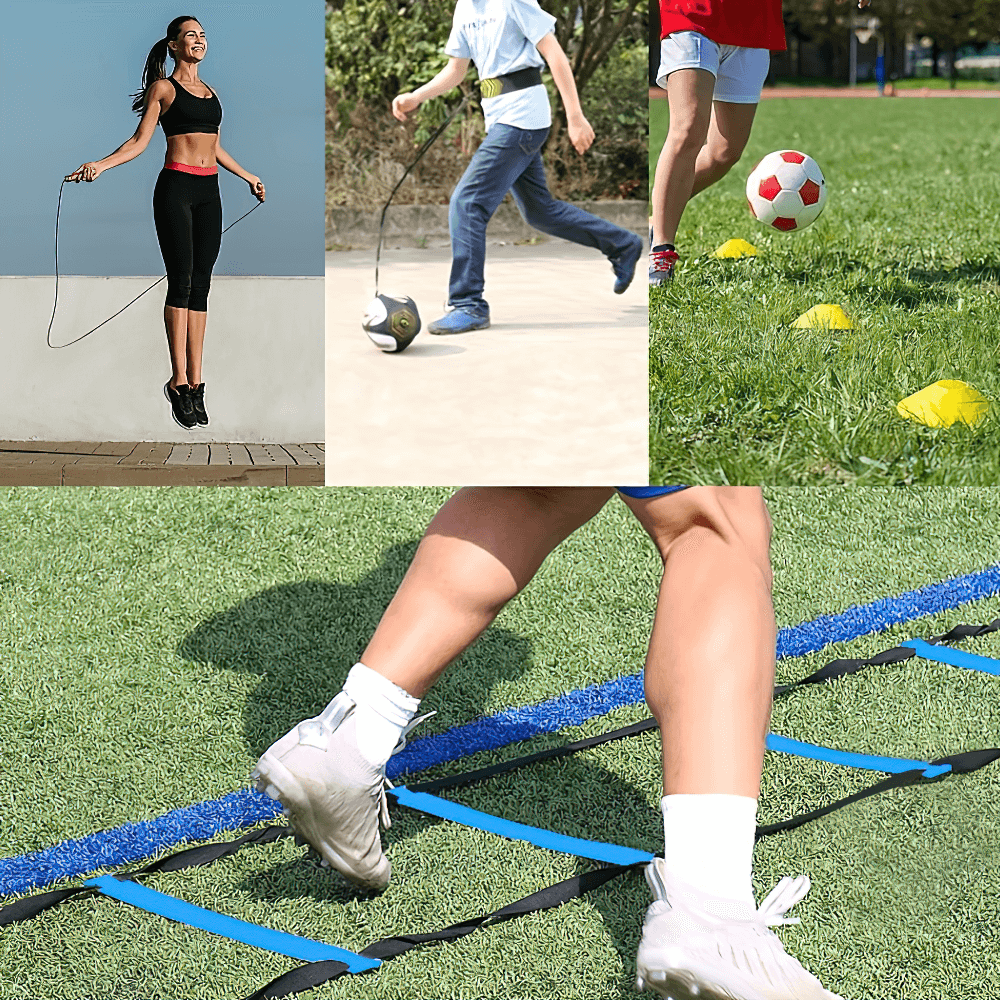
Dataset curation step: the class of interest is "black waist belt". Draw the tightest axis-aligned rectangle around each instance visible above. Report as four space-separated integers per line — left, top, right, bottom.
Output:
478 66 543 99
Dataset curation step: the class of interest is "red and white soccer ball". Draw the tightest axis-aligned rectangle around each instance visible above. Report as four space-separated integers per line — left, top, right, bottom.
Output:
746 150 827 232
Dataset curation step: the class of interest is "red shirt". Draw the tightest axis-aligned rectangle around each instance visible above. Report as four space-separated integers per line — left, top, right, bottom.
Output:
659 0 786 52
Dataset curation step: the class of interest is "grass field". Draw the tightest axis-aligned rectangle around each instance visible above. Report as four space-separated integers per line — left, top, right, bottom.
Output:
649 97 1000 485
3 487 1000 999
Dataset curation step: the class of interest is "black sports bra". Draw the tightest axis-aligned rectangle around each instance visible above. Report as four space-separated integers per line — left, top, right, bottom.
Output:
159 77 222 137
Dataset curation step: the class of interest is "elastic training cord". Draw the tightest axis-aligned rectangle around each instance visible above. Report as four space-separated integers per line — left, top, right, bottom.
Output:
375 94 471 296
46 178 262 349
4 618 998 1000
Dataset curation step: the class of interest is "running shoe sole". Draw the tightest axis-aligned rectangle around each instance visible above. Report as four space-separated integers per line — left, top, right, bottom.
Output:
252 753 391 891
427 318 491 335
638 963 753 1000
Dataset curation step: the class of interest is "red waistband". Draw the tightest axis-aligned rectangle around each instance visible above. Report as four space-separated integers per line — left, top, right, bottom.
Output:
164 161 218 176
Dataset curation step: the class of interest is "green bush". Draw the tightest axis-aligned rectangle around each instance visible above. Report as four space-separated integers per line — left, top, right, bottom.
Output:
541 40 648 201
326 0 458 105
325 0 646 207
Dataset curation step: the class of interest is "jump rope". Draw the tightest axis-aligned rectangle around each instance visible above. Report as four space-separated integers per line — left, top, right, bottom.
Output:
46 92 465 349
45 176 263 349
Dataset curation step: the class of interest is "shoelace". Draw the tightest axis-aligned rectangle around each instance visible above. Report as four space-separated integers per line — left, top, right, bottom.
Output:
756 874 810 927
647 861 810 929
649 248 679 272
375 710 439 829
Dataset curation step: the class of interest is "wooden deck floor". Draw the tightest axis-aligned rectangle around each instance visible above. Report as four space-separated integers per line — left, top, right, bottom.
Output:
0 442 324 486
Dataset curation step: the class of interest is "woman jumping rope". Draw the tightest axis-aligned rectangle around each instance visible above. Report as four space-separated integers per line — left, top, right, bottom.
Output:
68 15 265 429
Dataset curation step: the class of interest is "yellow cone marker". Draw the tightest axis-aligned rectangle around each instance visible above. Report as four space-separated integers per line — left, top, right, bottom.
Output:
792 304 854 329
714 238 757 259
896 380 989 429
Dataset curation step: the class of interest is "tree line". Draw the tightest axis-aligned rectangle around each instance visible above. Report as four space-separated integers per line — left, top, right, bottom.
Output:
780 0 1000 84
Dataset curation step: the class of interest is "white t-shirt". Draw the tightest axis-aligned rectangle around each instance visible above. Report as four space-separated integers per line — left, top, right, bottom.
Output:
445 0 556 131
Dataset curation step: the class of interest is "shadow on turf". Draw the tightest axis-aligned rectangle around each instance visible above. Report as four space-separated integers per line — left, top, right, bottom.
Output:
904 258 1000 288
177 542 661 993
177 538 539 752
235 753 659 996
780 252 1000 307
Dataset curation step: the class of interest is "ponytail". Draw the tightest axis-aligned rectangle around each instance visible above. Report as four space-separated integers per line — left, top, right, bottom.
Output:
129 16 200 115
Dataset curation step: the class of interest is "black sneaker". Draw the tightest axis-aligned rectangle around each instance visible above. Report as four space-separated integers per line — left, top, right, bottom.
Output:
189 383 209 426
164 381 197 430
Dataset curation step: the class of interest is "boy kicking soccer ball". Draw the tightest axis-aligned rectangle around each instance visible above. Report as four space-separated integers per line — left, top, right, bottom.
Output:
253 486 842 1000
649 0 786 286
391 0 643 335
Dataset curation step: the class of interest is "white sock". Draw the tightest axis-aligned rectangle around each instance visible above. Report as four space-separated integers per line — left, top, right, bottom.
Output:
341 662 420 768
661 793 757 906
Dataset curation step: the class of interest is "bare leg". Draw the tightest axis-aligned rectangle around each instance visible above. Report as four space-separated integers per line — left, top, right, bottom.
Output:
164 306 189 388
690 100 759 198
618 487 774 798
185 309 207 386
631 492 838 1000
361 487 616 697
650 69 715 247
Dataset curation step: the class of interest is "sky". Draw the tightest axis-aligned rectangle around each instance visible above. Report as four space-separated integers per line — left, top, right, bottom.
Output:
0 0 324 276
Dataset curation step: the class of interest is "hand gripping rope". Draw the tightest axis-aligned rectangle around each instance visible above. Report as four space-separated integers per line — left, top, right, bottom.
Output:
45 178 262 349
3 617 999 1000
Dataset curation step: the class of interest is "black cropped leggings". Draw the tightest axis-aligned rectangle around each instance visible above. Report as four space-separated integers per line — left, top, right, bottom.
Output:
152 169 222 312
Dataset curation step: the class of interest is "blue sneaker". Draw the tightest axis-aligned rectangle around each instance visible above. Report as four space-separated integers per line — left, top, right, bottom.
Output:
427 309 491 335
611 234 644 294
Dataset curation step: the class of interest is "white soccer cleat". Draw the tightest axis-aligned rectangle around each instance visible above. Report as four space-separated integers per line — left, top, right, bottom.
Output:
251 692 394 891
635 859 844 1000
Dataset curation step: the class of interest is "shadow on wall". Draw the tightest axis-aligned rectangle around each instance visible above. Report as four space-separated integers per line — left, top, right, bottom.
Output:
1 275 324 441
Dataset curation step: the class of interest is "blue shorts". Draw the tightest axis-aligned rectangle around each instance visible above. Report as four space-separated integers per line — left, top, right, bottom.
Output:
615 486 688 499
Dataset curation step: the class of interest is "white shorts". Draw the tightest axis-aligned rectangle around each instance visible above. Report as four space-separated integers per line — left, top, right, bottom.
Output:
656 30 770 104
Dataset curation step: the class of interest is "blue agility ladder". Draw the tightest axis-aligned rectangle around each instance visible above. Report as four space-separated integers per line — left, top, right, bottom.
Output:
2 617 999 1000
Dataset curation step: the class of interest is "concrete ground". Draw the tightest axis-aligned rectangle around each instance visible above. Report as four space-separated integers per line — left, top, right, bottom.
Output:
325 241 648 485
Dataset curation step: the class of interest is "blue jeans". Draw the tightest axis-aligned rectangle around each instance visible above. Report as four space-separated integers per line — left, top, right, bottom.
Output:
447 123 637 317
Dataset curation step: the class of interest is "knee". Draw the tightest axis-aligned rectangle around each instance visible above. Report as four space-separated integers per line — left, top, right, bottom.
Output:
188 275 211 312
517 195 557 232
665 117 710 158
165 274 192 310
647 488 772 590
449 180 477 217
707 141 745 176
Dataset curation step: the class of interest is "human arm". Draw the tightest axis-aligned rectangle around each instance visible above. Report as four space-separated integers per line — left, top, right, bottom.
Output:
67 79 170 182
858 0 870 7
392 57 470 121
535 33 593 155
216 141 265 201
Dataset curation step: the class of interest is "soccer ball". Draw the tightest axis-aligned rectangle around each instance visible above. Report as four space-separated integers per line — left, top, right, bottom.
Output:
362 293 421 353
745 150 827 232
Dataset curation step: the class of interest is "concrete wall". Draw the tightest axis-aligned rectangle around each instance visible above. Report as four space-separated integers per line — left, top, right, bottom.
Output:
1 276 323 442
327 200 648 250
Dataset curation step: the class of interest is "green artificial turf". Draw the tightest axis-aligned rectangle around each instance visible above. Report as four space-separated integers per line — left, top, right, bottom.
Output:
649 97 1000 484
2 487 1000 998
